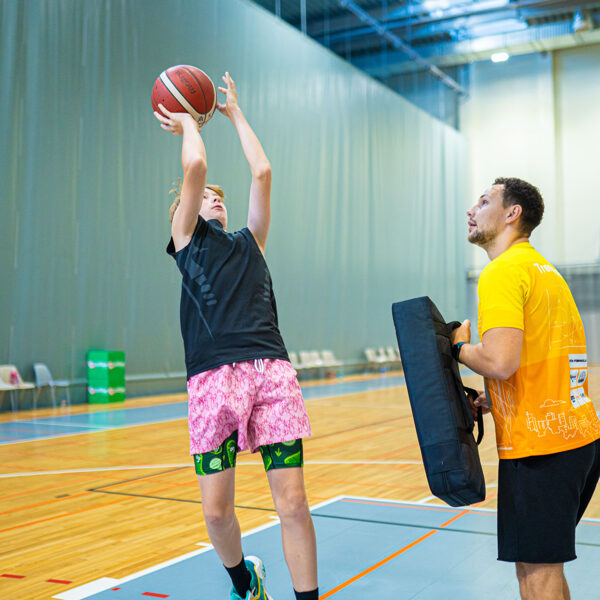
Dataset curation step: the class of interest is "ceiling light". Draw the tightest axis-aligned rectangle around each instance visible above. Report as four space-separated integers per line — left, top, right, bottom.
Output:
422 0 450 13
491 51 509 62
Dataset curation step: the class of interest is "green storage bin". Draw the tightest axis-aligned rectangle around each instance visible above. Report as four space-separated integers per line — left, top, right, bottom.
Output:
87 350 126 403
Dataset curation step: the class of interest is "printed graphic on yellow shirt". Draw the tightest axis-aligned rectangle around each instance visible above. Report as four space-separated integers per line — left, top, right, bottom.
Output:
543 280 581 351
478 243 600 459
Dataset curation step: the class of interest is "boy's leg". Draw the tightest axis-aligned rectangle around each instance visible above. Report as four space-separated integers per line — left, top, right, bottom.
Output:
262 441 318 595
197 467 242 567
195 432 252 598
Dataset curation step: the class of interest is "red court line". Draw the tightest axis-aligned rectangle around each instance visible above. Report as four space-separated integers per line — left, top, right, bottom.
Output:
309 423 403 452
0 474 101 501
142 593 169 598
319 509 469 599
99 468 187 490
0 496 130 533
372 441 420 460
0 491 90 515
46 579 72 584
2 574 25 578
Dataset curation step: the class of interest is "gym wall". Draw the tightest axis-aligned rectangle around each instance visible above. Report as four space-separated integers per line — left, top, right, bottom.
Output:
0 0 468 404
460 46 600 360
461 45 600 268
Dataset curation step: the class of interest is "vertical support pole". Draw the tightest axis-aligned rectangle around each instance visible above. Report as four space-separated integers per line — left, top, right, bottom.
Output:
300 0 307 34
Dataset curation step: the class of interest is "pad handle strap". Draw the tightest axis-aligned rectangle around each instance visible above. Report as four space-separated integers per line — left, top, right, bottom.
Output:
464 386 484 445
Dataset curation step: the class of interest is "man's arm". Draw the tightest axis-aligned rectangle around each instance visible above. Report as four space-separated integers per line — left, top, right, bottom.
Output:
154 103 207 251
216 72 271 253
451 320 523 380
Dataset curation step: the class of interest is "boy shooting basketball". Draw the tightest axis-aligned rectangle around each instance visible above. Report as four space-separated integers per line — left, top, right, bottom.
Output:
155 72 318 600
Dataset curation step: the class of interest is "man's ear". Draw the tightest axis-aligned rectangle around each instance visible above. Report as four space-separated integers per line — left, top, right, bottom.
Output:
506 203 522 226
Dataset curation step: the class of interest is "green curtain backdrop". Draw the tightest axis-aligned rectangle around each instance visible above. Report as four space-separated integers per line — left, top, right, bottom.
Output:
0 0 468 403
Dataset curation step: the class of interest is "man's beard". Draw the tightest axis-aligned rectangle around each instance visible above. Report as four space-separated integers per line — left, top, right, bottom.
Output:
468 225 497 246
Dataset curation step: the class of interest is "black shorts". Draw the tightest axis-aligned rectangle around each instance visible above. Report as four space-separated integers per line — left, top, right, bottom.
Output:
497 438 600 564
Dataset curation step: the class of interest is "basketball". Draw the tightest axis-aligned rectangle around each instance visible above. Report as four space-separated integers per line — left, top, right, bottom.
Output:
151 65 216 126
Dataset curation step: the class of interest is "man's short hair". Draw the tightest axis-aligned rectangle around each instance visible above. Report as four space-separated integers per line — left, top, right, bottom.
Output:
494 177 544 235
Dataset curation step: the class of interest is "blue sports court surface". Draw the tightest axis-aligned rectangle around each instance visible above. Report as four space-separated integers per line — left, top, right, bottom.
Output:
53 495 600 600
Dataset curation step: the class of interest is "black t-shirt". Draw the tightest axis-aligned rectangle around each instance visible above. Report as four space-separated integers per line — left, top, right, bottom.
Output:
167 218 289 379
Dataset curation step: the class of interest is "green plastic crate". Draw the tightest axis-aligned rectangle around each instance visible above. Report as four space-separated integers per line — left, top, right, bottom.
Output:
87 350 125 403
87 386 126 403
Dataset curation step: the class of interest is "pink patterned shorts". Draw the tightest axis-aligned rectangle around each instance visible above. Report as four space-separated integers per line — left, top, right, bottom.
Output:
187 358 312 455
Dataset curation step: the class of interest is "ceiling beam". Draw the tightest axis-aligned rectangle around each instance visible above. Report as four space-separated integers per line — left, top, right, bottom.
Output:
319 4 598 49
337 0 468 95
351 21 600 77
310 0 600 38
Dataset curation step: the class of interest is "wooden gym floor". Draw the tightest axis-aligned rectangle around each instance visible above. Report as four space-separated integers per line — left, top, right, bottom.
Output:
1 369 599 599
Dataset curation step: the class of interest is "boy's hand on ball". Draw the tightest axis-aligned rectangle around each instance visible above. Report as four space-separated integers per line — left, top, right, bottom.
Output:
217 72 239 119
154 104 199 135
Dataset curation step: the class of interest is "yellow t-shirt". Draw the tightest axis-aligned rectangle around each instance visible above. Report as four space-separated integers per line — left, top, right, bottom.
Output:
477 242 600 459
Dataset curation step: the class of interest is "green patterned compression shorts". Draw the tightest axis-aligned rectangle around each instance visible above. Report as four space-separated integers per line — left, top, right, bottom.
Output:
193 430 303 475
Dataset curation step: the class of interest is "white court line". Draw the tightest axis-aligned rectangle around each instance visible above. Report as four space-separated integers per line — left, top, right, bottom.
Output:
52 492 600 599
340 494 600 522
2 420 109 429
0 460 502 479
0 464 191 478
304 460 502 467
415 495 437 504
339 494 498 513
105 496 342 600
26 421 111 430
57 495 345 600
416 483 499 504
52 577 120 600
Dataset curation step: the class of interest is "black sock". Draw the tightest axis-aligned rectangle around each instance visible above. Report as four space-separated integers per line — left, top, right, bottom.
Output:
225 556 251 597
294 589 319 600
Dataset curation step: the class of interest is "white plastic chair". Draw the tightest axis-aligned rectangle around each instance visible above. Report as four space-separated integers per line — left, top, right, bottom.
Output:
320 350 342 367
386 346 400 361
0 378 15 412
365 348 386 364
288 351 301 370
377 347 389 362
33 363 71 409
309 351 323 367
0 365 35 412
299 351 317 368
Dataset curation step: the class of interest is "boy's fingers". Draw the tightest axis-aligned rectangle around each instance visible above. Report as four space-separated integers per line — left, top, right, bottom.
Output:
158 103 171 116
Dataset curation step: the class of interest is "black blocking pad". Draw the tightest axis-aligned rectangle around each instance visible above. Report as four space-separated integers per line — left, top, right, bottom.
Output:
392 296 486 507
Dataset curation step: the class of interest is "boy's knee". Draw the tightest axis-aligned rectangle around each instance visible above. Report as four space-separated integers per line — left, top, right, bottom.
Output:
203 501 235 529
276 487 310 522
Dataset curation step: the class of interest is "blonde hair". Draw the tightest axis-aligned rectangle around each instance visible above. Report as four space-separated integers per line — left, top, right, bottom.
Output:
168 180 225 222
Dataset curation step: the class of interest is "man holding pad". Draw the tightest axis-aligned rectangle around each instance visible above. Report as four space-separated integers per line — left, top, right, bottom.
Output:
451 177 600 600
